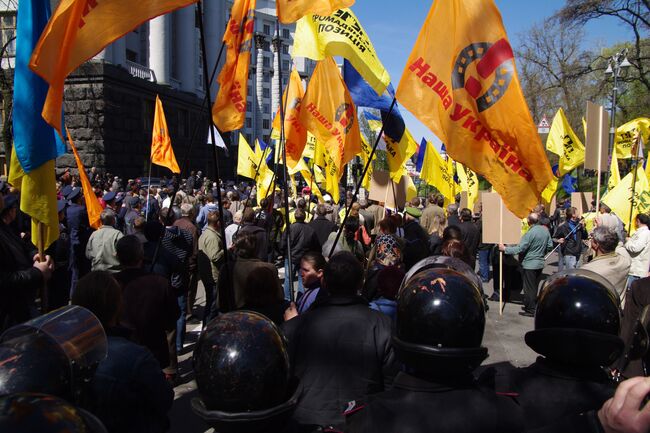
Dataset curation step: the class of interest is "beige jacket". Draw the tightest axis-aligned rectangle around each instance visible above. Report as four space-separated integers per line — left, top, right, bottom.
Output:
581 246 631 298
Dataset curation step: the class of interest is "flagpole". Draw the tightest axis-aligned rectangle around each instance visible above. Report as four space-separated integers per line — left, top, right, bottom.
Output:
499 199 503 316
145 158 153 221
328 97 398 258
628 137 642 232
275 19 296 303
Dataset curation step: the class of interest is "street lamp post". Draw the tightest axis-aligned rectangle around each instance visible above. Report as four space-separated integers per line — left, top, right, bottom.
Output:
604 48 632 161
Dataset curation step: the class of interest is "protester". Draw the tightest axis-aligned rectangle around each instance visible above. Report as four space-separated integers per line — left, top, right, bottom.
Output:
282 208 320 300
294 251 328 315
322 216 365 263
581 226 631 301
238 207 269 261
239 266 286 326
623 213 650 289
232 232 280 309
224 210 242 249
281 252 395 430
72 271 174 433
309 203 336 247
197 211 224 325
419 193 445 234
499 212 553 316
402 206 430 271
552 207 588 269
85 209 124 273
458 207 480 269
368 266 404 323
174 203 199 322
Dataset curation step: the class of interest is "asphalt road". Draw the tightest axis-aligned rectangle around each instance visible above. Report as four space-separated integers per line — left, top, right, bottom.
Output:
169 254 560 433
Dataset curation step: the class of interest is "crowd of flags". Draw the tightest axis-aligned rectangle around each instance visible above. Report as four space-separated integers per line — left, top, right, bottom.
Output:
7 0 650 249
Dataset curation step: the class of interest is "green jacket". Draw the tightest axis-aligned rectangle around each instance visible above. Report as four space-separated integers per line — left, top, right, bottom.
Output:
504 224 552 270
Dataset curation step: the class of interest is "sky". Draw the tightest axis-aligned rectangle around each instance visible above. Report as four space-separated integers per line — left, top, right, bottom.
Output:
351 0 635 148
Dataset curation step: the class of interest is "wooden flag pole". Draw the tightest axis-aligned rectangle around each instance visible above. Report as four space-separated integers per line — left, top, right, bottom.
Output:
595 109 604 214
499 199 504 316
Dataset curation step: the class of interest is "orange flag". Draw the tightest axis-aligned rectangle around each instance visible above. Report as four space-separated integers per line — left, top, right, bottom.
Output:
396 0 553 218
212 0 256 132
299 57 361 186
276 0 355 23
30 0 198 137
151 95 180 174
67 127 102 229
272 69 307 168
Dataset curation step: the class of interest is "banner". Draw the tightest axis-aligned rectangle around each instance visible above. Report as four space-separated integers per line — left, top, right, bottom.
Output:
271 69 307 168
546 107 585 176
395 0 553 218
30 0 197 137
151 95 180 173
237 134 259 180
213 0 256 131
615 118 650 159
608 148 620 191
293 8 390 95
68 128 103 229
298 56 361 195
416 139 455 202
364 111 417 182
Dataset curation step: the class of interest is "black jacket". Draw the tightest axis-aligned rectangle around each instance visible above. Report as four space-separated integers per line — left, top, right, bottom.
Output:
282 222 320 263
482 357 615 432
308 216 336 248
459 220 481 266
552 221 588 258
0 223 41 331
281 296 396 430
402 220 430 271
346 372 522 433
239 223 269 261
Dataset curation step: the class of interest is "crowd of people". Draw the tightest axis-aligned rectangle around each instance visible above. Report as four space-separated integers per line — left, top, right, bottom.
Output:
1 166 650 433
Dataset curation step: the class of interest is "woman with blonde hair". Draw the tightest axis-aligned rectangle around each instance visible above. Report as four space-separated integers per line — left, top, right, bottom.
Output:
428 214 447 253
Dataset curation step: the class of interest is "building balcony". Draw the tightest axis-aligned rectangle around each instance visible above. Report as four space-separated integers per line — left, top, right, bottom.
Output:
125 60 155 82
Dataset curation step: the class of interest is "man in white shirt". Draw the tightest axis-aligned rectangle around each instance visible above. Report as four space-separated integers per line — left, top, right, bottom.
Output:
225 210 243 249
624 213 650 288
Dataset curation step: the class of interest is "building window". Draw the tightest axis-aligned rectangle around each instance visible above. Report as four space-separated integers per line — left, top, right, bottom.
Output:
282 77 288 86
246 102 252 112
282 60 290 71
246 118 252 128
247 85 252 95
263 72 270 80
262 88 270 98
282 44 289 55
263 56 270 68
126 49 137 62
246 134 253 144
263 24 271 35
262 40 270 51
263 119 270 129
263 104 270 114
282 28 290 39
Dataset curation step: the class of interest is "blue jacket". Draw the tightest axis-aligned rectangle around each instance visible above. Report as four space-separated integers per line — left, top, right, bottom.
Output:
370 298 397 323
89 333 174 433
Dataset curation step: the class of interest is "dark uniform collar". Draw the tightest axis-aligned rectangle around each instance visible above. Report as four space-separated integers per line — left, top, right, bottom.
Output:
532 357 610 382
392 371 477 392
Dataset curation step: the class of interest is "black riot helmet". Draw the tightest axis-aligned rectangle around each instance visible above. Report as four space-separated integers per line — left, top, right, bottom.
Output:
0 306 107 403
192 311 296 433
0 393 107 433
525 269 623 367
400 255 485 297
394 267 488 375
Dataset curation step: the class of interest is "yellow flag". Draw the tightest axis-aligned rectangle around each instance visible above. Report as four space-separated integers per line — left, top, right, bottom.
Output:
213 0 256 132
546 108 585 176
608 149 620 191
602 165 650 233
299 56 361 190
457 163 479 210
29 0 197 137
396 0 553 218
67 128 103 229
272 70 307 168
321 146 341 203
256 166 276 202
301 169 324 201
237 134 259 179
420 140 455 202
9 152 59 249
366 117 418 183
615 118 650 159
150 96 180 174
293 8 390 95
276 0 354 23
541 177 559 204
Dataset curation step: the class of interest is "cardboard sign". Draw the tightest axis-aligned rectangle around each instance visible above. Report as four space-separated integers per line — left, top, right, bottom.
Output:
571 192 593 216
585 101 609 171
481 192 523 245
368 170 409 210
459 191 469 211
545 195 557 217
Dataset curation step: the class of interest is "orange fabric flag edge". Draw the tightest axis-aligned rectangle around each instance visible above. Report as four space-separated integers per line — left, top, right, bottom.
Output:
276 0 355 24
66 127 103 229
273 69 308 168
151 95 180 174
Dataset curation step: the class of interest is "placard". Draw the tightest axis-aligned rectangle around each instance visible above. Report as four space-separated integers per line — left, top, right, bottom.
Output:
368 170 409 210
585 101 609 171
571 192 593 216
481 192 522 245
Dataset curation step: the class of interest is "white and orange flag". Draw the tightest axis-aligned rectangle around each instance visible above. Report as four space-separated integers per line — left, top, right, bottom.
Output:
276 0 355 24
396 0 553 218
272 69 307 169
298 56 361 193
151 95 180 173
213 0 256 132
30 0 198 137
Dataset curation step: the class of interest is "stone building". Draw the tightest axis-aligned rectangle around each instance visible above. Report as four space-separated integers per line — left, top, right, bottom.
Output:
0 0 314 180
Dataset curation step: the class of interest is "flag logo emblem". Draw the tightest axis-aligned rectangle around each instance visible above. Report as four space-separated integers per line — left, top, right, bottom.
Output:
335 103 355 133
451 39 514 112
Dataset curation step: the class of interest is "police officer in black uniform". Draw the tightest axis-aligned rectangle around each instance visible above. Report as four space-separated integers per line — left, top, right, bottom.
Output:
346 265 521 433
482 269 623 432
